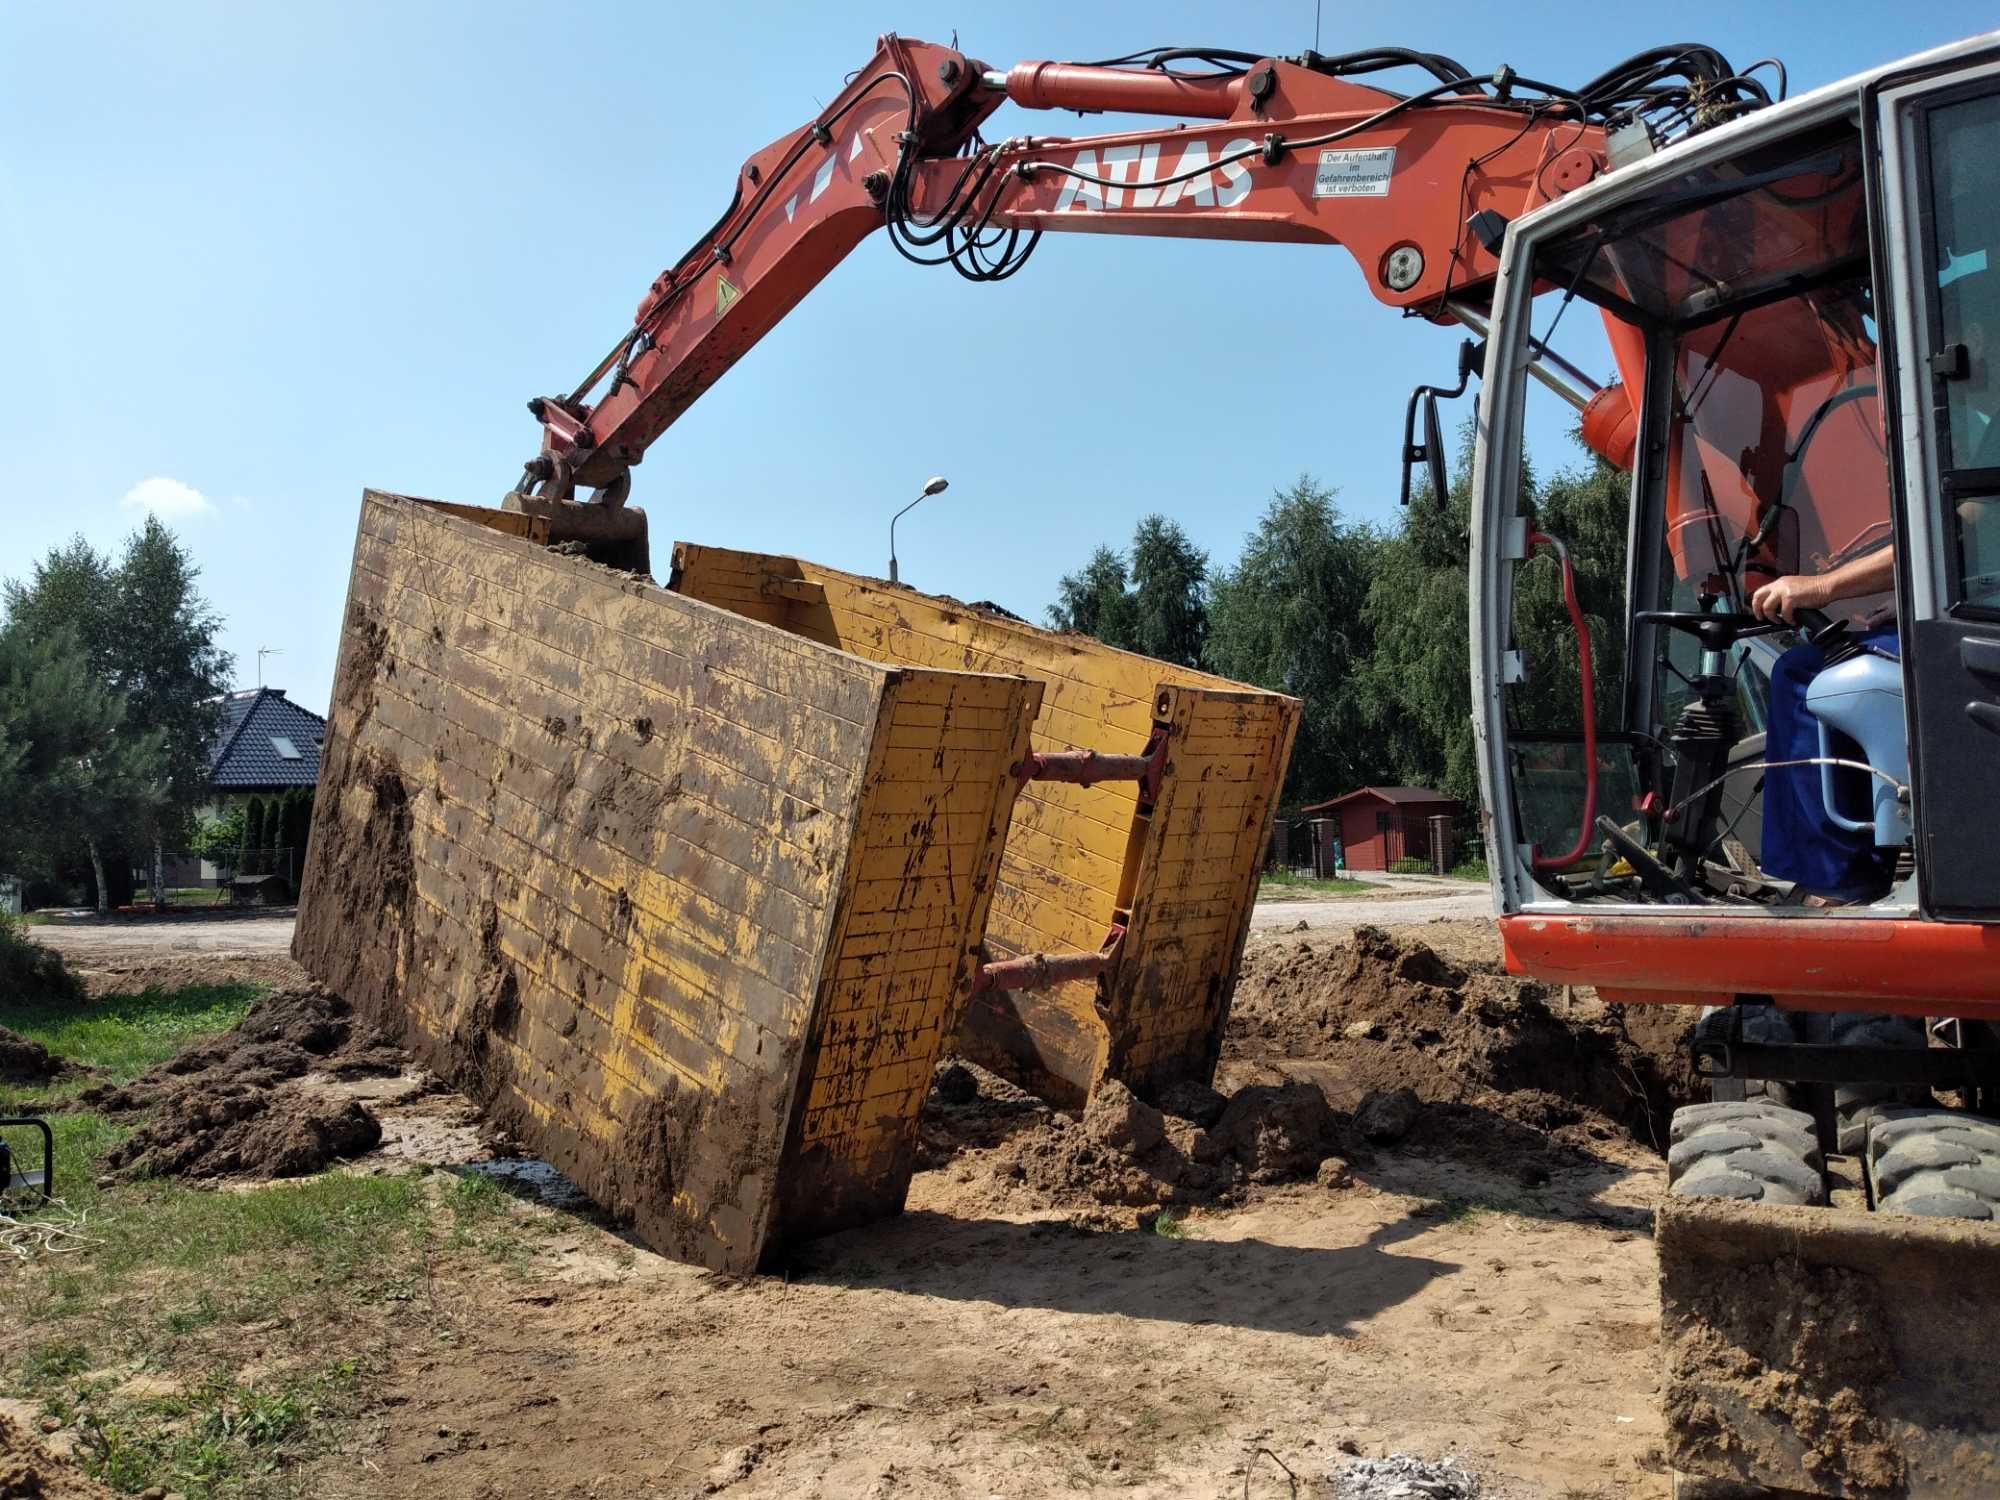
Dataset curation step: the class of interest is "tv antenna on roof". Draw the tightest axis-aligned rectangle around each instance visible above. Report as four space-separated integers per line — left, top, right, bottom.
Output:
257 646 283 688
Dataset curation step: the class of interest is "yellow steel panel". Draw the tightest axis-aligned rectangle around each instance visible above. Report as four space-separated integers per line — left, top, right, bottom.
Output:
667 543 1299 1109
300 494 1039 1274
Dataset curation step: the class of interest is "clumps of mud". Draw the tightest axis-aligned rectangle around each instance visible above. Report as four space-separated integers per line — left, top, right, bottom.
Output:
921 925 1701 1217
1225 925 1696 1155
79 984 407 1183
919 1064 1353 1214
0 1026 84 1087
0 1411 118 1500
0 924 83 1005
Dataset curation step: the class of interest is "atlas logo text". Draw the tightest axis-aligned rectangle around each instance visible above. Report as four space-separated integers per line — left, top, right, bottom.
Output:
1052 139 1258 212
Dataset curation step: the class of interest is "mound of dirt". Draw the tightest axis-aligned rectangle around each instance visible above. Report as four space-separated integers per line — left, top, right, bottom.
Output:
1225 925 1696 1155
918 1066 1350 1214
0 1026 82 1087
82 984 405 1182
69 953 311 999
0 1412 118 1499
105 1086 382 1182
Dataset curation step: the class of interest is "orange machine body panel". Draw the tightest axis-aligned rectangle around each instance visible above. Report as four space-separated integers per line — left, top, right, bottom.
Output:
1500 912 2000 1020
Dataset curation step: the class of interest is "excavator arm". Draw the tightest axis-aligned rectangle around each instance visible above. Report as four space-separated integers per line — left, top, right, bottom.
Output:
519 34 1767 502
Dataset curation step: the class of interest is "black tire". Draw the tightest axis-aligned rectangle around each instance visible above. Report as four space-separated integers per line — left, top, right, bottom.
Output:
1668 1100 1827 1206
1866 1109 2000 1219
1694 1004 1800 1109
1823 1011 1929 1154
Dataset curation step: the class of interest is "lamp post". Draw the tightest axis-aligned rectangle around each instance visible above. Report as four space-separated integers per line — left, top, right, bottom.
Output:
888 476 949 585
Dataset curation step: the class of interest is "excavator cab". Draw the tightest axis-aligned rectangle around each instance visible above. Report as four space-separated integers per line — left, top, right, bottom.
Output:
1474 35 2000 1497
1476 37 2000 938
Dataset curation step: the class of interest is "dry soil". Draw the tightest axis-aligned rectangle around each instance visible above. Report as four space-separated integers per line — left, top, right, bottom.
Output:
26 913 1703 1498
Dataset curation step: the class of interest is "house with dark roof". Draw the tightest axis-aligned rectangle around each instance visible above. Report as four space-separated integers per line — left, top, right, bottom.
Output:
1296 785 1465 872
204 687 325 811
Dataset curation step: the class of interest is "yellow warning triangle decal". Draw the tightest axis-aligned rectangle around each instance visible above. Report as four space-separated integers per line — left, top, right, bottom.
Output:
715 276 741 317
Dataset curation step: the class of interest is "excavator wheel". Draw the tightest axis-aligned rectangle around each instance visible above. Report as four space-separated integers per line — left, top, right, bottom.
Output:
1666 1100 1826 1206
1819 1011 1929 1154
1866 1109 2000 1219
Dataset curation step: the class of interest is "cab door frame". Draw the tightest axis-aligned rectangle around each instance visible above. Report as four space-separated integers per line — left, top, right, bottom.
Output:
1871 46 2000 921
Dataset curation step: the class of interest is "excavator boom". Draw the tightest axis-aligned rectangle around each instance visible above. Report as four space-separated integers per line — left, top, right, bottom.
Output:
518 34 1760 501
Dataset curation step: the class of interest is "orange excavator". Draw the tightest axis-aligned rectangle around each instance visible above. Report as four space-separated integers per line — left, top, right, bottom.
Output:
502 30 2000 1495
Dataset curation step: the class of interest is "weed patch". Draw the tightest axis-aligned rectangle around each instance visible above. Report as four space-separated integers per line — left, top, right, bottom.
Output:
1259 871 1374 897
0 912 82 1004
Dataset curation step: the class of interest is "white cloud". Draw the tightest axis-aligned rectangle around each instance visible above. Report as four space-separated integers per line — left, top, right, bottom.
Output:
121 476 215 519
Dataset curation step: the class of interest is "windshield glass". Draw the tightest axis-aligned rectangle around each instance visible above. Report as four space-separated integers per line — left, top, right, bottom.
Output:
1543 121 1890 625
1545 125 1868 326
1527 118 1895 750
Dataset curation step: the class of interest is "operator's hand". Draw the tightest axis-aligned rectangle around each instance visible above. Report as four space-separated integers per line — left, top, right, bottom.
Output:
1750 573 1829 624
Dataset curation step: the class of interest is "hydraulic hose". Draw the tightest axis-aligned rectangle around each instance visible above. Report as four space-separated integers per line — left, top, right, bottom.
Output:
1528 532 1597 873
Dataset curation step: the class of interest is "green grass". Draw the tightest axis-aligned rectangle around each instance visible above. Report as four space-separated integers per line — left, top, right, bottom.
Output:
15 1171 535 1498
3 981 264 1083
27 1341 370 1499
0 978 266 1207
132 886 231 906
1258 870 1374 896
1449 858 1490 882
1142 1207 1192 1239
1 973 558 1498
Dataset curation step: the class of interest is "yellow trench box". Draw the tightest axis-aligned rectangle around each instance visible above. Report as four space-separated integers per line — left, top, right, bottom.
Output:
294 493 1042 1272
668 543 1300 1110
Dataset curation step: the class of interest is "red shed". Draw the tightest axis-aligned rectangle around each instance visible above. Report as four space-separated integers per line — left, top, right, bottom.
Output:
1299 786 1464 872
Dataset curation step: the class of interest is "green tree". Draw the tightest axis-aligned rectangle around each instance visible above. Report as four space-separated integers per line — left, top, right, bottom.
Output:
1204 476 1386 804
1047 545 1139 649
1 538 117 676
1357 445 1482 804
1127 515 1208 668
1511 453 1629 735
111 517 233 897
190 805 246 862
243 797 268 857
0 625 167 910
4 520 233 905
1359 424 1624 807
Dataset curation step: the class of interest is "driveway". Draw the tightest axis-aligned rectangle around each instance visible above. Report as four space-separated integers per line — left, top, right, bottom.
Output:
29 882 1493 963
32 912 298 958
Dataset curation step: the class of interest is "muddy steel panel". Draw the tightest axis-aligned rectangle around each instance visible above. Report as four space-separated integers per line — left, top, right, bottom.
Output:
295 494 1040 1271
669 543 1299 1108
1658 1195 2000 1497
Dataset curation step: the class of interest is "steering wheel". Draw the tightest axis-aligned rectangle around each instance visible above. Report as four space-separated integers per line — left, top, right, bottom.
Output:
1633 610 1780 652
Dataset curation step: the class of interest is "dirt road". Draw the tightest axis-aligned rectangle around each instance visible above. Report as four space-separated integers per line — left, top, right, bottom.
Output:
36 891 1488 958
1247 886 1490 934
33 912 297 957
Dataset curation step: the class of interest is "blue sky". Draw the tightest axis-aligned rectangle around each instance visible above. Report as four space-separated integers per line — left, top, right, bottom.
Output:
4 2 1992 715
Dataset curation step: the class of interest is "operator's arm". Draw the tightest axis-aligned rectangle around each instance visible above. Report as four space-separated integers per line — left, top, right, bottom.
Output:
1749 547 1896 624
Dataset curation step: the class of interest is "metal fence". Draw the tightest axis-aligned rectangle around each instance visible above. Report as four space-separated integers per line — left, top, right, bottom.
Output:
132 847 304 905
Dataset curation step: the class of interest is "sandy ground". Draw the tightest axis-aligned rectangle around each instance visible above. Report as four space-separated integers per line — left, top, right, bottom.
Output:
33 912 1683 1499
309 1150 1669 1500
1247 887 1491 934
32 911 298 956
38 892 1494 956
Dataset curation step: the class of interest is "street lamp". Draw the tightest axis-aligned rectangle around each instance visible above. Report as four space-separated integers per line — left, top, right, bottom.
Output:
888 475 949 585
